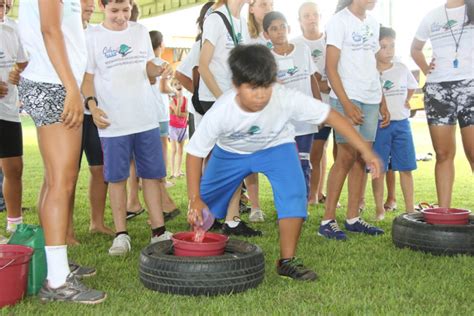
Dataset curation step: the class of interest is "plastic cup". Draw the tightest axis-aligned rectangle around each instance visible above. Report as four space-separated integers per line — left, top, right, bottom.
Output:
200 208 215 232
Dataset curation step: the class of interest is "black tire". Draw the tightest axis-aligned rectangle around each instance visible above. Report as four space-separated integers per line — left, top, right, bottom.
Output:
139 239 265 296
392 213 474 255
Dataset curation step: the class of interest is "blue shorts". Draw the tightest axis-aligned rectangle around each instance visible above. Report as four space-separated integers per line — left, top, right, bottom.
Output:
159 121 169 137
330 98 379 144
313 126 332 141
101 128 166 183
373 119 417 172
201 143 307 220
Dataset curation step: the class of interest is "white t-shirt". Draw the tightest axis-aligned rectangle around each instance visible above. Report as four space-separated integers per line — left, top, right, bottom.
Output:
85 22 159 137
325 7 382 104
150 57 169 123
415 5 474 83
0 22 28 122
272 43 319 136
381 62 419 121
177 41 200 79
19 0 87 86
186 84 330 157
247 32 273 49
198 6 249 102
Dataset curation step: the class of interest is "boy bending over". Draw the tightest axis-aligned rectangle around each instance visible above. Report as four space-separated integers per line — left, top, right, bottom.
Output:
186 45 382 281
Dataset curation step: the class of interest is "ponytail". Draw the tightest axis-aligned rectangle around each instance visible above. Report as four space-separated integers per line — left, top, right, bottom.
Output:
196 1 216 42
335 0 353 13
466 0 474 25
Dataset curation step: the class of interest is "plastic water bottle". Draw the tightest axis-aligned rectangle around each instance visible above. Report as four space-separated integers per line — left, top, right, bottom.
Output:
192 208 215 243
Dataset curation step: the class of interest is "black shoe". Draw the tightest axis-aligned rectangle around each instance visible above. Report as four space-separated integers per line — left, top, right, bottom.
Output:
277 257 317 281
164 209 181 222
209 219 223 231
126 208 145 220
222 218 262 237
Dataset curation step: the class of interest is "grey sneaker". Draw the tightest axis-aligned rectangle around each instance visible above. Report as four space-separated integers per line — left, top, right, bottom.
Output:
108 234 131 256
150 231 173 244
249 209 265 222
38 274 106 304
69 262 96 278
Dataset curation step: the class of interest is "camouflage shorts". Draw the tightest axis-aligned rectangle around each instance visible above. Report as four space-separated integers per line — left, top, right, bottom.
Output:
423 79 474 128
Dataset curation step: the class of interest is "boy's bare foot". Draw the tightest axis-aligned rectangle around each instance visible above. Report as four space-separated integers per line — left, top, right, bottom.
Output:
89 225 115 236
67 237 80 246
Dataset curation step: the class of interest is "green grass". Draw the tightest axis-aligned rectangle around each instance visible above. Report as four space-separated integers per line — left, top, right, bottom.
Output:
2 116 473 315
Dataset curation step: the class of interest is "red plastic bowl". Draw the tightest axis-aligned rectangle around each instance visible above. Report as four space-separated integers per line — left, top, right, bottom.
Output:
421 208 471 225
172 232 229 257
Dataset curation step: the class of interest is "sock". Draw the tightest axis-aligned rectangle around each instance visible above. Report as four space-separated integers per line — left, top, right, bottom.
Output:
7 216 23 232
115 231 128 238
346 217 360 225
151 226 166 237
321 219 333 226
45 245 70 288
225 220 239 228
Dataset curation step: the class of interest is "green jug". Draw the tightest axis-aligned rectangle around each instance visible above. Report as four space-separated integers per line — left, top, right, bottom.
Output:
8 224 47 295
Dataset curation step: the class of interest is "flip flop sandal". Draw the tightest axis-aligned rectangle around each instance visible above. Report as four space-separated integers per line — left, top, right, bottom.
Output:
164 208 181 222
126 208 145 220
383 203 397 212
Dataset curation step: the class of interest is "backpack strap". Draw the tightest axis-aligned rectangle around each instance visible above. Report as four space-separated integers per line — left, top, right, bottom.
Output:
213 11 239 46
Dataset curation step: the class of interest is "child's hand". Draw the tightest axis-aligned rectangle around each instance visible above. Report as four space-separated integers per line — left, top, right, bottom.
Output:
8 65 22 86
379 103 390 128
161 63 174 79
404 100 411 109
362 151 383 180
0 80 8 98
91 107 111 129
343 102 364 125
61 89 84 129
423 58 436 75
187 197 208 227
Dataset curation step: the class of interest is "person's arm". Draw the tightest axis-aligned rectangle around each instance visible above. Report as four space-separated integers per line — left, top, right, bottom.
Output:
310 74 322 101
186 154 208 225
379 95 390 128
8 62 28 86
39 0 83 129
326 45 364 125
315 73 331 94
405 89 416 109
175 71 194 93
411 39 435 76
199 40 223 98
324 109 382 178
169 99 178 115
146 61 170 79
81 73 110 129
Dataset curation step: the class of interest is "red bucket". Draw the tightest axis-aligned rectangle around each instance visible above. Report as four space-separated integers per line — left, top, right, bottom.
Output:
0 244 34 308
172 232 229 257
422 208 471 225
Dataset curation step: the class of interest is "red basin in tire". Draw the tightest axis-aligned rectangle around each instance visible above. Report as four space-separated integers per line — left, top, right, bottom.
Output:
172 232 229 257
421 208 471 225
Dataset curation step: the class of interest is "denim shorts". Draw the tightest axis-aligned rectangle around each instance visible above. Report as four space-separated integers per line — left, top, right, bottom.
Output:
159 121 169 137
330 98 380 144
100 127 165 183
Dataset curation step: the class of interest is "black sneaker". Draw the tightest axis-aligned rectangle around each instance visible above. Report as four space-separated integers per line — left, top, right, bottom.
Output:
69 262 96 278
222 218 262 237
277 257 317 281
164 208 181 222
209 219 223 231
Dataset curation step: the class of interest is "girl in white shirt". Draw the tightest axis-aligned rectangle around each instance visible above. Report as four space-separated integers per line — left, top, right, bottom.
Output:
411 0 474 208
247 0 273 47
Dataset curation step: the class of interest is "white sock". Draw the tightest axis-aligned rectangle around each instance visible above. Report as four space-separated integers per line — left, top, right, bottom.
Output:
225 220 240 228
7 216 23 232
45 245 70 288
346 217 360 225
321 219 334 226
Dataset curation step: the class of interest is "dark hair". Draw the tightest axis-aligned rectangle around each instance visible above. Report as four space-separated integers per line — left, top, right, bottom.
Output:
196 1 215 41
335 0 352 13
379 26 396 40
101 0 134 6
229 45 277 87
466 0 474 25
149 30 163 50
263 11 287 33
130 3 140 21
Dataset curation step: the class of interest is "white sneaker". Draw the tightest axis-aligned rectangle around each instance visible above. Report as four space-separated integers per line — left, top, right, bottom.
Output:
150 231 173 244
108 234 131 256
249 209 265 223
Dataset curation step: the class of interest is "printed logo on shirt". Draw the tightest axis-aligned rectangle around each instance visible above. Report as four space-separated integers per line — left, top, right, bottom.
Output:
311 49 323 58
443 19 458 30
277 66 299 79
383 80 395 91
361 25 374 43
102 44 133 59
352 32 363 43
266 42 274 49
248 126 262 135
225 32 243 46
287 66 299 76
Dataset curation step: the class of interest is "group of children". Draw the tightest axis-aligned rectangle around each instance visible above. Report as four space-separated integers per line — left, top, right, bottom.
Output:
1 0 471 305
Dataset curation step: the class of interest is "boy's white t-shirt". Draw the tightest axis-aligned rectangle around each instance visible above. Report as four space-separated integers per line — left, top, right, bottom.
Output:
0 23 28 123
198 6 249 102
381 62 419 121
85 22 159 137
325 7 382 104
19 0 87 86
272 43 319 136
415 5 474 83
186 84 330 157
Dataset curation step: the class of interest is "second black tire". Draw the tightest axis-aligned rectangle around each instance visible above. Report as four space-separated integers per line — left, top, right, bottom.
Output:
392 213 474 255
139 239 265 296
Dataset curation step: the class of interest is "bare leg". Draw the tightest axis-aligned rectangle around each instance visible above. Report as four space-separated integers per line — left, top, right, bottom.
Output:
245 174 260 209
318 146 328 199
372 172 386 220
225 185 242 221
384 170 397 208
399 171 415 213
88 165 113 235
127 160 143 212
161 136 168 171
279 218 304 258
323 144 356 220
2 157 23 219
159 179 177 212
109 180 127 233
429 125 456 207
460 125 474 172
347 153 369 219
357 172 368 212
142 179 164 229
170 140 177 177
309 139 327 204
177 141 185 175
66 183 79 246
